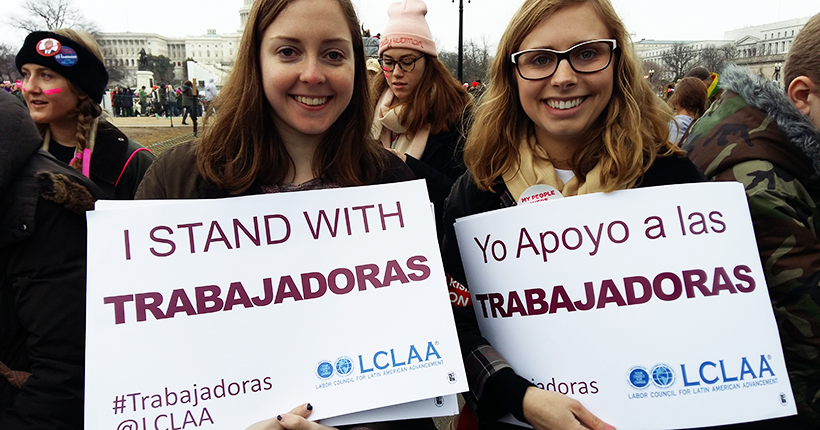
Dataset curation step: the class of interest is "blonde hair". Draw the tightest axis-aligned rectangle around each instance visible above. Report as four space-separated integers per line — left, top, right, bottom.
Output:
464 0 681 192
38 28 106 173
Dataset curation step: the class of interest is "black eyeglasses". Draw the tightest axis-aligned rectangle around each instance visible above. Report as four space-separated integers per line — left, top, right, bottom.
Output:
511 39 617 80
378 54 425 73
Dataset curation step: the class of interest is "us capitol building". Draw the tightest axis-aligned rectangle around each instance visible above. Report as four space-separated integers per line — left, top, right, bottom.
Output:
95 0 254 87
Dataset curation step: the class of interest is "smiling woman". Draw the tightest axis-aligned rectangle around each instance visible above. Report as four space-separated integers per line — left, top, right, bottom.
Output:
258 0 355 170
134 1 429 427
441 0 706 429
136 0 416 199
136 0 414 201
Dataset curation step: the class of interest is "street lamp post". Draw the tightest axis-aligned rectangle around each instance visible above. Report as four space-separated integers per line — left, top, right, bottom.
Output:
452 0 470 83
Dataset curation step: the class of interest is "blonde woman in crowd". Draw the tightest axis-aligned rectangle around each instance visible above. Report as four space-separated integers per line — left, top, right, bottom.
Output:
441 0 703 428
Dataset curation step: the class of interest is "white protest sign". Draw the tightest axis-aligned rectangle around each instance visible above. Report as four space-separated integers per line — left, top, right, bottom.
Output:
92 200 456 425
85 180 467 429
454 182 795 429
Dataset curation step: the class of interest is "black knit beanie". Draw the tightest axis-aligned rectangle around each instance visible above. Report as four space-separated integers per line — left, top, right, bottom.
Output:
15 31 109 103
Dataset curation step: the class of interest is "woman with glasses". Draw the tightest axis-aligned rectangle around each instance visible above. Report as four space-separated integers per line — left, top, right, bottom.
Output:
372 0 472 241
441 0 703 429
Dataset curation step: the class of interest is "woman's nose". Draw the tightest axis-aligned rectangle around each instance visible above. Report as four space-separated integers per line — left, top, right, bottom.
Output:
300 56 326 85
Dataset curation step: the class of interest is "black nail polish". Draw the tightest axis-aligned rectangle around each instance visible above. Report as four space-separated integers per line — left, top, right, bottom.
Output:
277 415 282 421
306 403 313 411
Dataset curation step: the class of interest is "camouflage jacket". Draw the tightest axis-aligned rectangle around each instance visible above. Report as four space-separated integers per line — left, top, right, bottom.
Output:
683 64 820 428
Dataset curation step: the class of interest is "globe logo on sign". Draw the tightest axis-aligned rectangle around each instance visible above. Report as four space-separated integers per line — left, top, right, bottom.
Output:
316 360 334 379
627 366 650 390
335 357 353 376
651 364 675 388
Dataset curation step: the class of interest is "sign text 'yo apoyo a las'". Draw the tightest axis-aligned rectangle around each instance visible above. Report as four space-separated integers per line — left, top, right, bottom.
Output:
454 182 795 429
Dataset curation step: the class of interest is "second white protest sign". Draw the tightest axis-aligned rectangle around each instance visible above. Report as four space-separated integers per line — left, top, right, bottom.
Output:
454 181 795 429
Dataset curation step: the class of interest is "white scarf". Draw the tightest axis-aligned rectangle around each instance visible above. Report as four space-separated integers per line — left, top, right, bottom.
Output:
502 133 633 200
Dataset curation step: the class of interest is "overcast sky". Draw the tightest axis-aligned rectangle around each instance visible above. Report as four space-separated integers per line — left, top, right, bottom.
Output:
1 0 818 52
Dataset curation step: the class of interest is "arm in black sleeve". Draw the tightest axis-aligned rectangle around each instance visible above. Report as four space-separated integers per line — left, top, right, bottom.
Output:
1 200 87 429
408 119 469 240
442 172 534 424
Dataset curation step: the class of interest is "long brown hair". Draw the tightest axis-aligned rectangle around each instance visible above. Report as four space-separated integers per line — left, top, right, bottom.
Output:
38 29 104 174
668 77 708 120
371 55 472 135
464 0 681 192
198 0 384 194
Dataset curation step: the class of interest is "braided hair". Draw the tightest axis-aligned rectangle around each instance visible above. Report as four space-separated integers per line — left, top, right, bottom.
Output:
38 28 106 174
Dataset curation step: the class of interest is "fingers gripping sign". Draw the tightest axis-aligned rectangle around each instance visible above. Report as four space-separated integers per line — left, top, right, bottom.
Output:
522 387 615 430
245 404 338 430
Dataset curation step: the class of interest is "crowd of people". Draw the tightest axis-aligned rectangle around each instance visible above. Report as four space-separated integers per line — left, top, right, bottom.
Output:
1 0 820 429
107 80 208 120
1 80 25 104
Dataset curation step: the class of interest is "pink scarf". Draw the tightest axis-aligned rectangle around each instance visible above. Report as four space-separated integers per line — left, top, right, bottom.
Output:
372 89 430 159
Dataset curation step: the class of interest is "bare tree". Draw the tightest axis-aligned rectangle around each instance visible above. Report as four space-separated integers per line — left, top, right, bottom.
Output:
438 51 459 78
698 46 721 74
698 43 737 74
463 37 493 84
439 37 495 85
0 44 19 82
642 60 669 95
720 43 737 64
662 43 698 81
107 62 129 86
10 0 98 34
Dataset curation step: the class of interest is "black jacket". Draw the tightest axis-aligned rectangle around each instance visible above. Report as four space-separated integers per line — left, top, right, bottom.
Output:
0 91 101 428
404 114 469 242
84 120 155 200
135 141 416 199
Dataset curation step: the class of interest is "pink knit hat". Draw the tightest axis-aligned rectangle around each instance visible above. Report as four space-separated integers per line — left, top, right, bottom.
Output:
379 0 437 58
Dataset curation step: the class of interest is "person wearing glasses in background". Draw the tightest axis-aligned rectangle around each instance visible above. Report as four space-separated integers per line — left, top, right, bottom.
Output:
440 0 703 428
371 0 472 241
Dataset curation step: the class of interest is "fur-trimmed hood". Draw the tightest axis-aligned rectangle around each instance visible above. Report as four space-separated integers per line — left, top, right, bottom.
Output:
717 64 820 175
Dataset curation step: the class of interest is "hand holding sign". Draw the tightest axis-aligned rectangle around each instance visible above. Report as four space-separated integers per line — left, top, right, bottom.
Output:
524 387 615 430
523 387 614 430
453 182 795 429
85 181 468 428
246 404 336 430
